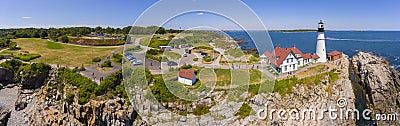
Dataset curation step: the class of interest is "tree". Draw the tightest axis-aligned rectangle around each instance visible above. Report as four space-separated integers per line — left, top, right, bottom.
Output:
40 31 48 38
60 35 69 43
156 27 166 34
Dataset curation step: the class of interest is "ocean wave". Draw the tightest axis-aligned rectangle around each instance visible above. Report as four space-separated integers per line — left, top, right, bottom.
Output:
326 37 400 42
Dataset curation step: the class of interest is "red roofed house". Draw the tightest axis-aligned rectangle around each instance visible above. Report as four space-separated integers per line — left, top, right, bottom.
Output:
261 45 320 73
327 51 343 61
178 69 197 85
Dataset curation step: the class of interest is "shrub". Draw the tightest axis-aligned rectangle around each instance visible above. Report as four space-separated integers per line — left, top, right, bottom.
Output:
13 53 41 61
101 60 112 68
112 53 123 64
203 57 212 62
193 104 211 115
180 64 192 69
57 68 97 105
79 64 86 71
235 103 252 119
193 58 198 61
66 93 75 104
59 35 69 43
92 57 101 62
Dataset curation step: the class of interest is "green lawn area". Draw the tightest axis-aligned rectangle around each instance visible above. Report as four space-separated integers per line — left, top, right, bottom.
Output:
139 37 151 46
164 51 181 60
3 38 122 67
139 36 170 48
213 69 261 86
214 40 232 50
214 69 231 86
225 48 244 58
46 41 64 49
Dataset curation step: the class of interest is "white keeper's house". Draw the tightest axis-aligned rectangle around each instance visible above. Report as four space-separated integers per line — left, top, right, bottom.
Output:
261 20 329 74
261 46 320 74
178 69 197 85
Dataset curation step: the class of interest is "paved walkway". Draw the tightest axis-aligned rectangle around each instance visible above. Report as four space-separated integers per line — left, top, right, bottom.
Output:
0 48 8 53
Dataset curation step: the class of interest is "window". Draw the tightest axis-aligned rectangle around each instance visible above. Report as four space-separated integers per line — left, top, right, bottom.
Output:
284 66 287 71
298 62 300 65
287 59 289 63
291 58 293 62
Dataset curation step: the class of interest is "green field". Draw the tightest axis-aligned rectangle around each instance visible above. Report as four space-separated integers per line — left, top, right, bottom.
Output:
225 48 245 58
1 38 122 67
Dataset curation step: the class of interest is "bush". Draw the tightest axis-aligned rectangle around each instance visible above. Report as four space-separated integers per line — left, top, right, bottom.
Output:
193 104 211 115
92 57 101 62
145 49 164 61
112 53 123 64
79 64 86 71
193 58 199 61
180 64 192 69
94 71 125 98
235 103 252 119
203 57 212 62
66 93 75 104
13 53 41 61
59 35 69 43
57 68 97 105
101 60 112 68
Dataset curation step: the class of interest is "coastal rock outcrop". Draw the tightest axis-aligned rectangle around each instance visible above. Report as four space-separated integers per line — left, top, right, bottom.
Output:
0 68 13 85
228 54 357 125
352 52 400 125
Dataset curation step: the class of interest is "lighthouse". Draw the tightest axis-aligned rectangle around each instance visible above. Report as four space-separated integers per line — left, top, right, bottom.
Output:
316 20 327 63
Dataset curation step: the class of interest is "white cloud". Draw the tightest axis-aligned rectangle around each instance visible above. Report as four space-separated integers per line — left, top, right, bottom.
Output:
197 12 204 16
21 16 32 19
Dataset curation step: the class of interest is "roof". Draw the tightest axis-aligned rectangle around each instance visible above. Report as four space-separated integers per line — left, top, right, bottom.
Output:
327 51 342 56
301 53 312 59
287 46 302 55
179 69 195 79
263 46 296 67
311 54 320 59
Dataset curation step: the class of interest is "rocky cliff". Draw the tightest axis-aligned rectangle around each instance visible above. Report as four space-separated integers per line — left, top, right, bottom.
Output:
239 54 357 125
352 52 400 125
0 65 145 126
0 107 11 126
0 68 13 87
24 67 144 126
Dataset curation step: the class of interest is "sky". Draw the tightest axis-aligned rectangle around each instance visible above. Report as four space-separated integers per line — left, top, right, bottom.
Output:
0 0 399 30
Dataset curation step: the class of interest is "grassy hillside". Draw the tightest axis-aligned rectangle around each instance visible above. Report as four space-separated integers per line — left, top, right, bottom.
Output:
1 38 122 66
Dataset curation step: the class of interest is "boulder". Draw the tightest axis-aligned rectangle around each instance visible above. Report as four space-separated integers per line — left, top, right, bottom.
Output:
0 68 13 84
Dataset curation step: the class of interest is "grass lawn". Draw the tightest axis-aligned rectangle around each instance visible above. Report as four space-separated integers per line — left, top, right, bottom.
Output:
294 64 328 79
214 40 233 50
139 37 151 46
5 38 122 67
225 48 244 58
214 69 231 86
164 51 181 60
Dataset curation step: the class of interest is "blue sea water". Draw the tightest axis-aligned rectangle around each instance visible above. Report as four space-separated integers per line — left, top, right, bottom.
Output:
224 31 400 71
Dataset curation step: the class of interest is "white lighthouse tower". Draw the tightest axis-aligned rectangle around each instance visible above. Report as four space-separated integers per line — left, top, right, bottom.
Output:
316 20 327 63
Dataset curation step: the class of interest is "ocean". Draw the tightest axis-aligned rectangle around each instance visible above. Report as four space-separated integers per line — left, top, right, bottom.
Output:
224 31 400 71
